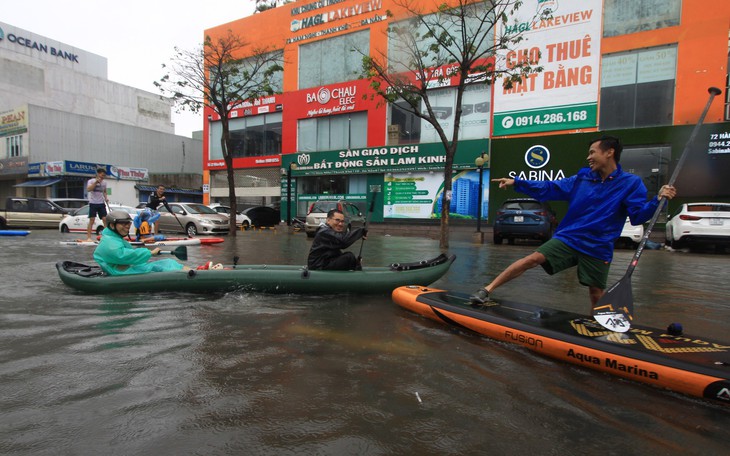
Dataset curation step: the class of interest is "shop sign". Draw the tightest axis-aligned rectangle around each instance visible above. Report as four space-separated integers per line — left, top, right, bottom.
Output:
65 160 106 176
0 157 28 176
109 166 149 180
45 161 64 176
290 0 382 32
306 85 357 117
0 105 28 137
0 25 80 63
708 130 730 154
283 139 487 176
506 145 566 181
493 0 601 135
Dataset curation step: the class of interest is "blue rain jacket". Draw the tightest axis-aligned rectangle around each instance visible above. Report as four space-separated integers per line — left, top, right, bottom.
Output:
514 165 660 262
94 227 184 275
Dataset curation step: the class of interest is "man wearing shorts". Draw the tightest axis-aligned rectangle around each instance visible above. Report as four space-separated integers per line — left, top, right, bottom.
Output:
86 168 109 241
470 136 677 311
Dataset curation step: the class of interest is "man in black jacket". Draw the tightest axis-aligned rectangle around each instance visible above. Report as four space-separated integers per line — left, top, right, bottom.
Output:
147 185 171 235
307 209 367 270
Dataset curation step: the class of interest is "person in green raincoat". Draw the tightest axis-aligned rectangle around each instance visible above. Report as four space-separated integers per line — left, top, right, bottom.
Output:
94 210 185 275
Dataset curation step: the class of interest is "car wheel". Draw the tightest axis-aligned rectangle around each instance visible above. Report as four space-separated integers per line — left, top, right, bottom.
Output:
241 220 250 231
306 231 315 238
508 238 516 245
96 226 104 235
186 223 198 237
493 234 502 245
60 224 69 233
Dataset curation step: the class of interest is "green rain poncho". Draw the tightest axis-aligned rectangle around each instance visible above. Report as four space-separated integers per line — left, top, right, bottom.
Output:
93 227 184 275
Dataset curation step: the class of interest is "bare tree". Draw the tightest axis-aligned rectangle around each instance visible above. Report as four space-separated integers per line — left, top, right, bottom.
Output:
155 30 283 235
361 0 546 248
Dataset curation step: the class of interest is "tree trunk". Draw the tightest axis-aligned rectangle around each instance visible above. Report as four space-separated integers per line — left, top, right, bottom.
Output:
220 120 238 236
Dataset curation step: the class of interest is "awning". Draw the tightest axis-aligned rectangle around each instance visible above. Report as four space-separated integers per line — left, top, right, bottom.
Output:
13 178 63 187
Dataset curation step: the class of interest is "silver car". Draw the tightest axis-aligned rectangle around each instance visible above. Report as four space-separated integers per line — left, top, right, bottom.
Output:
304 200 365 238
156 203 230 236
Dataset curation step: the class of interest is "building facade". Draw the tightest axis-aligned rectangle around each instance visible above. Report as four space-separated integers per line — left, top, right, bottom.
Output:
0 21 203 206
203 0 730 224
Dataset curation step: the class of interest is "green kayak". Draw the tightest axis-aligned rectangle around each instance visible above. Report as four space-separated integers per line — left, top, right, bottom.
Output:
56 254 455 294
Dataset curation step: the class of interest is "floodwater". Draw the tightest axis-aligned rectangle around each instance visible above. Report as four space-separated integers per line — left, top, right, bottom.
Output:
1 229 728 455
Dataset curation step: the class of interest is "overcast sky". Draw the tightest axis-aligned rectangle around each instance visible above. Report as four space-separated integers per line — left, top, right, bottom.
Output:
5 0 256 138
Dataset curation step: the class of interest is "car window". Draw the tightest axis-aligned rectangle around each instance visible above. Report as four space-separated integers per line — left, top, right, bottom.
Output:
520 202 543 210
74 206 90 216
186 204 217 214
311 201 338 213
165 205 185 215
502 202 523 210
688 204 730 212
12 200 29 212
33 200 58 213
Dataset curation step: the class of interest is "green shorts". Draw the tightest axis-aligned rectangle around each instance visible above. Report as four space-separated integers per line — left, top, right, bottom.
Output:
536 238 610 289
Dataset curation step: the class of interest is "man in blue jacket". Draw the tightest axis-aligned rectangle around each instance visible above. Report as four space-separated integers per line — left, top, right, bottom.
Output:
471 136 676 310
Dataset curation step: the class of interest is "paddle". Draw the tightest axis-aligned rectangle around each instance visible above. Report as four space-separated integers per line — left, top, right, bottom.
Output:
169 206 191 238
156 245 188 261
592 86 722 333
357 188 379 265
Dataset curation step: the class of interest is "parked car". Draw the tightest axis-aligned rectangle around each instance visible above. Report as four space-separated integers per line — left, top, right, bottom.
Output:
1 197 69 229
59 204 138 235
241 206 281 229
156 202 230 236
208 203 249 227
50 198 89 211
665 202 730 249
617 217 644 248
492 198 557 245
305 200 365 238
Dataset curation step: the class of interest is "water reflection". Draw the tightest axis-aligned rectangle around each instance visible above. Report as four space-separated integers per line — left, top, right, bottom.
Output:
1 230 728 455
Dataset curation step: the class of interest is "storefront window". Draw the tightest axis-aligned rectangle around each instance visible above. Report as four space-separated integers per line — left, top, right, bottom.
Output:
603 0 680 37
209 112 282 159
298 112 367 152
299 31 369 89
600 45 676 129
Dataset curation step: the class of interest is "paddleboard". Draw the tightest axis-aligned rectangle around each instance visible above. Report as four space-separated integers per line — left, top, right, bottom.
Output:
94 235 224 245
60 239 98 246
392 286 730 405
0 230 31 236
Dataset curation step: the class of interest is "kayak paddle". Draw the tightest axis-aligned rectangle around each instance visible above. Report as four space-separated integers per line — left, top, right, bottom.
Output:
357 188 380 264
592 86 722 332
157 245 188 261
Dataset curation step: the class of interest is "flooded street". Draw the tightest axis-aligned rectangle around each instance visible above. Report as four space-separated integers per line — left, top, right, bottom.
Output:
1 229 729 455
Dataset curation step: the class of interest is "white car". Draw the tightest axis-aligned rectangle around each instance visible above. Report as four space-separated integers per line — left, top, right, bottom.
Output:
59 204 139 236
617 217 644 247
208 203 251 228
665 202 730 249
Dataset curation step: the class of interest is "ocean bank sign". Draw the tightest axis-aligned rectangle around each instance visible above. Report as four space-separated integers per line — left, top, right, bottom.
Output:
0 24 79 62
